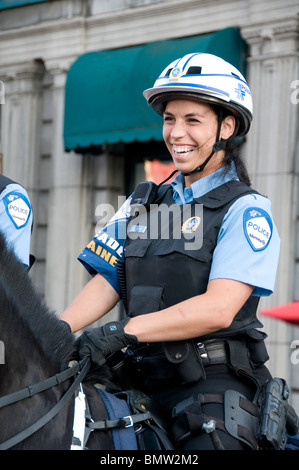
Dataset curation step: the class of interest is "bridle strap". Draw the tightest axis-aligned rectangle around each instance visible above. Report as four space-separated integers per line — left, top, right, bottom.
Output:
0 359 89 409
0 358 90 450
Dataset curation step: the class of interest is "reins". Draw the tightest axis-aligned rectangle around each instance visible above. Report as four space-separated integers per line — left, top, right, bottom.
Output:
0 357 91 450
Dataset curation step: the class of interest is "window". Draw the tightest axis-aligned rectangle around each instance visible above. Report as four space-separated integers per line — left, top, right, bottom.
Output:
124 141 175 195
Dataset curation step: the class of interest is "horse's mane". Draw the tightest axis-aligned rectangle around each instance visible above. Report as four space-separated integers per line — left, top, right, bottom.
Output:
0 231 75 369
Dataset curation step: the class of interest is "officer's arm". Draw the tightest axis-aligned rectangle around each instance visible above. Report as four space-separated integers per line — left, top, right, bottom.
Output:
60 273 120 333
124 278 254 343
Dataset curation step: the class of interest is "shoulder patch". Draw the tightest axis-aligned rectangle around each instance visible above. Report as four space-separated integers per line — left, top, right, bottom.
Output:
3 192 31 229
243 207 273 251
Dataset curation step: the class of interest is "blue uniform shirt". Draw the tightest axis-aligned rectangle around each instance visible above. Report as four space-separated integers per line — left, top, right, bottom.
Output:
0 183 33 268
79 163 280 297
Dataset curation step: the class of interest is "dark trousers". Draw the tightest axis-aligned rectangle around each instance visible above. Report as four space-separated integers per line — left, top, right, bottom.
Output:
150 364 271 450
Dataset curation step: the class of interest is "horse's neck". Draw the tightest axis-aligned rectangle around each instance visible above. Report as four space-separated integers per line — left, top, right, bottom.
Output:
0 303 56 395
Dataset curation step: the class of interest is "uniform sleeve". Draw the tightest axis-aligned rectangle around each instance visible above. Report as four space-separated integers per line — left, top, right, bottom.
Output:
209 193 280 296
78 197 132 296
0 184 33 268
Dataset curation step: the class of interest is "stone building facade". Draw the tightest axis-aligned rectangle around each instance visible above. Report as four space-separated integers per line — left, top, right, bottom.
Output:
0 0 298 410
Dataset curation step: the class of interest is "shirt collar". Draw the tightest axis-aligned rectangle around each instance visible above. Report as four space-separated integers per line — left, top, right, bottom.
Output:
171 162 239 204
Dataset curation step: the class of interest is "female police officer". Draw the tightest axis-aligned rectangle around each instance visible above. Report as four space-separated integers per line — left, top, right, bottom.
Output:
61 53 280 449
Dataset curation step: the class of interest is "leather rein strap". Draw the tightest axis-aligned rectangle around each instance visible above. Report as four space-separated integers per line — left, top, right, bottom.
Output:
0 358 90 450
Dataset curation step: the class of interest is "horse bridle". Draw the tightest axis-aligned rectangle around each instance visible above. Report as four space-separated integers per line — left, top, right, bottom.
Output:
0 357 169 450
0 357 91 450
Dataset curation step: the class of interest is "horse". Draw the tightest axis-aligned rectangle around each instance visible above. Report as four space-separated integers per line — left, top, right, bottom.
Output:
0 231 117 450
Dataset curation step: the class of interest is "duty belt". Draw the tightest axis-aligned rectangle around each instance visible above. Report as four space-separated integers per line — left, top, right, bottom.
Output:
164 337 253 384
128 337 253 385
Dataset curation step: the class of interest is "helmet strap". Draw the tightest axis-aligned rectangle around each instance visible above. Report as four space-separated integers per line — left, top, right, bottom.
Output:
182 108 227 177
157 168 178 187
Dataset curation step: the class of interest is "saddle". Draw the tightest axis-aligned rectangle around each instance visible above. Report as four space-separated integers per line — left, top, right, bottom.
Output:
83 388 174 450
116 389 174 450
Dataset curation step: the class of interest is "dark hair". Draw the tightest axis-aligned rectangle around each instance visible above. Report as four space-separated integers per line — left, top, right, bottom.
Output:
211 104 251 187
223 139 251 187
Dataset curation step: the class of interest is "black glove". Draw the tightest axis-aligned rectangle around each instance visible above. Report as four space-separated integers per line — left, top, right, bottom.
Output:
60 320 72 334
76 318 138 366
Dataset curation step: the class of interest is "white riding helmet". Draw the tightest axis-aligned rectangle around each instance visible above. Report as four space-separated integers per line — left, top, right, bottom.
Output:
143 53 253 136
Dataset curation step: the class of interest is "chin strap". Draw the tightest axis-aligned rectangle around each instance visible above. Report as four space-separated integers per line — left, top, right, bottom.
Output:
182 140 227 176
158 168 178 187
182 108 227 177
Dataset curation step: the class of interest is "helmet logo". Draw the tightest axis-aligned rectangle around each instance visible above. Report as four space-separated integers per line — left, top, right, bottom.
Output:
169 67 183 81
235 83 250 101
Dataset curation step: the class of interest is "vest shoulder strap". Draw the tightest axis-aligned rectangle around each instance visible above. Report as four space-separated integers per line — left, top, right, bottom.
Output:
156 183 172 204
156 180 260 209
195 180 260 209
0 174 16 194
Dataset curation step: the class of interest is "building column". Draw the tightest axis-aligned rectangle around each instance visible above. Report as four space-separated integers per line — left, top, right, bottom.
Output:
43 63 96 315
44 65 125 319
1 59 45 209
242 17 299 393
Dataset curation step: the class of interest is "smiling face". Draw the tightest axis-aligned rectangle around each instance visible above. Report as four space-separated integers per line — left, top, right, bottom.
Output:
162 98 235 186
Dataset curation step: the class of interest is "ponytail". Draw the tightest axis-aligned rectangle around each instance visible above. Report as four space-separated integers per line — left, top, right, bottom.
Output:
211 104 251 187
223 140 251 187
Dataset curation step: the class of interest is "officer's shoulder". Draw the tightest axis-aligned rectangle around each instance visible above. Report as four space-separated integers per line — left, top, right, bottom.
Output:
1 183 31 200
231 191 272 214
1 184 32 229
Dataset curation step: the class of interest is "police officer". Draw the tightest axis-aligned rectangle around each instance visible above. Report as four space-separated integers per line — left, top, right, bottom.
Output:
61 53 281 449
0 174 33 269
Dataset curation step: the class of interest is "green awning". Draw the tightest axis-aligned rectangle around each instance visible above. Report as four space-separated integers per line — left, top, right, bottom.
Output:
0 0 49 9
64 27 247 152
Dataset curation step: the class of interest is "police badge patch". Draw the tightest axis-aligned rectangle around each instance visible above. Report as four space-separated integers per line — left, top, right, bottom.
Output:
243 207 273 252
3 192 31 229
181 216 201 233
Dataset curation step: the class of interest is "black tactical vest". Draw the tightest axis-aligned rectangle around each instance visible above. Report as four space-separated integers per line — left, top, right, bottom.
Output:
125 179 264 338
0 174 16 193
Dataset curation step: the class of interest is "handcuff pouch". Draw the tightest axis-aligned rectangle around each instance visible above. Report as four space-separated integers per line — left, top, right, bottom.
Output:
163 340 206 383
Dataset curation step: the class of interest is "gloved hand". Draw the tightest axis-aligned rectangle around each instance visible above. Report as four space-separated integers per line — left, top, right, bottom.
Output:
75 318 138 366
60 320 72 334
